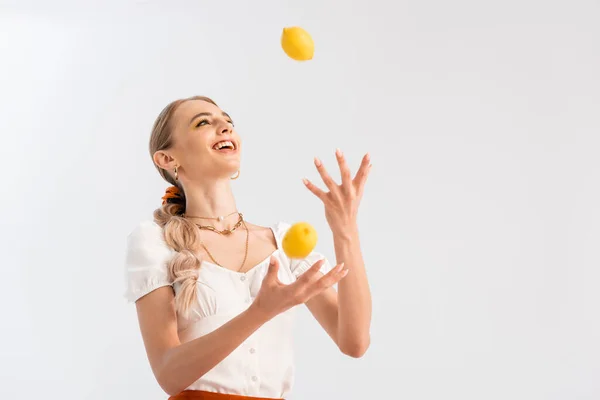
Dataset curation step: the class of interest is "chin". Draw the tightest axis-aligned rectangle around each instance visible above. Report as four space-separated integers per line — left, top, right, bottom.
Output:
222 162 241 177
208 149 241 177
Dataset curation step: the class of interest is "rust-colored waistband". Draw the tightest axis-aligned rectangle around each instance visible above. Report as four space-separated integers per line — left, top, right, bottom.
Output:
169 390 283 400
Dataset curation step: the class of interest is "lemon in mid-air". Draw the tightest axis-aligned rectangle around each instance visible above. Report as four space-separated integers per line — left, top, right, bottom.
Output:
282 222 318 259
281 26 314 61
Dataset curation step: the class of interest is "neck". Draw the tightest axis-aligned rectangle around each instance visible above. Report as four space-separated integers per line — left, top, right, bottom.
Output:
183 179 239 230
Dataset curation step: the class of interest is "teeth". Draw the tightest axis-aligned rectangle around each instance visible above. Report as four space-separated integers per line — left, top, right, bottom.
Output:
213 140 234 150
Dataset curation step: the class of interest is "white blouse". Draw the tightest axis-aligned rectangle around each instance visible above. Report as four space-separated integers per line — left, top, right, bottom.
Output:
124 220 333 398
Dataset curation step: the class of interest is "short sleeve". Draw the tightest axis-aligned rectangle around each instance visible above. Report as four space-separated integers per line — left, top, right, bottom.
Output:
274 221 334 278
123 220 174 303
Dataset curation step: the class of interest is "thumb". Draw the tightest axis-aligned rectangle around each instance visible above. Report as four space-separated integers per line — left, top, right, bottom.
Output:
264 256 280 283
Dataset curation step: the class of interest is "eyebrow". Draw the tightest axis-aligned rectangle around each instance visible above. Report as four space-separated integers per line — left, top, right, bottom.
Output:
189 112 233 125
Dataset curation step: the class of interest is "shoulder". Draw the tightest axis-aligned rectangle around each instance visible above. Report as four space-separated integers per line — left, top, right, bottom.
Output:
124 220 174 302
127 220 169 249
271 221 292 238
128 219 163 240
125 220 174 265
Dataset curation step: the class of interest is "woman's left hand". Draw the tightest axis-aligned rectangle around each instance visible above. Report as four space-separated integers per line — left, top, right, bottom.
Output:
303 149 372 237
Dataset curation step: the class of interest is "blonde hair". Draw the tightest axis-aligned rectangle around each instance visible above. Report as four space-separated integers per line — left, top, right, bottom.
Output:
150 95 217 318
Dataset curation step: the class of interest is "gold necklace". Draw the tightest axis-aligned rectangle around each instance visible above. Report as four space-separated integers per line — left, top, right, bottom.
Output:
193 213 244 236
184 210 239 222
198 220 249 272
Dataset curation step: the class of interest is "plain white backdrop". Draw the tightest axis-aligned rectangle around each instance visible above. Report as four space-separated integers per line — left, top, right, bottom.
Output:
1 1 599 399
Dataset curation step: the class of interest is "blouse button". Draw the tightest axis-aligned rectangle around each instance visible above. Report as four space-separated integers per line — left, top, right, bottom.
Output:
251 376 258 382
240 275 246 282
249 348 256 354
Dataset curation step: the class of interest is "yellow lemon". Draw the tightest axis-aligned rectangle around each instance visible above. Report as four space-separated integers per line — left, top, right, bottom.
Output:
282 222 318 259
281 26 314 61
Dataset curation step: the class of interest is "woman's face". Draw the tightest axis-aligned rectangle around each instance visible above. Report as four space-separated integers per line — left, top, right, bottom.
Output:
168 99 241 182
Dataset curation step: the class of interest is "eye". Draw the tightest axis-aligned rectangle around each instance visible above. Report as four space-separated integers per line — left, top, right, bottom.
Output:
195 119 209 127
227 120 235 127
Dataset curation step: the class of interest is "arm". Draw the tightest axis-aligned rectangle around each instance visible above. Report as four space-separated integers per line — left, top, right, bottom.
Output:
135 286 269 396
135 256 348 396
303 150 373 358
332 226 371 356
305 228 371 358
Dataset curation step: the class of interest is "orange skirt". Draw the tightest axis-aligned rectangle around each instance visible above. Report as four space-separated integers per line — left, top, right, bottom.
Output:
169 390 283 400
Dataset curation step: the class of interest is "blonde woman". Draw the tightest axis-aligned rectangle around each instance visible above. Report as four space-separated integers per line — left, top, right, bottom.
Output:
124 96 372 400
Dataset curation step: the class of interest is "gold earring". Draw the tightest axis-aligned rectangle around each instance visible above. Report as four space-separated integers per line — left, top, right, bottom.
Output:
230 170 240 180
174 166 179 181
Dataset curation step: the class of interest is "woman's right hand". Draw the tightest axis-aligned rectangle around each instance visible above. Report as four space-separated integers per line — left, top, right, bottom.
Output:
250 256 349 320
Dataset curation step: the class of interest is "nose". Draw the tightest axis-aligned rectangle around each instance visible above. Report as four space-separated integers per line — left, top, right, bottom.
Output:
217 119 232 135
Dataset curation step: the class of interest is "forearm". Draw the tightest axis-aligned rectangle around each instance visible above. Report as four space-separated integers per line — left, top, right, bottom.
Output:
157 304 270 395
333 225 372 357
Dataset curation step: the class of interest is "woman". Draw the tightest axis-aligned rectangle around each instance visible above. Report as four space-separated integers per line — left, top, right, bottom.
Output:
124 96 372 399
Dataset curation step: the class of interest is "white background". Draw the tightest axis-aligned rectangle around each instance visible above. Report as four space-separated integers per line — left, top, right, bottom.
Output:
1 1 599 399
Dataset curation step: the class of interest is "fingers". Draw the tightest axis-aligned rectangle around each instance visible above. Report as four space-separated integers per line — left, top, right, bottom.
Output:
291 261 349 303
302 178 326 201
292 259 326 286
353 153 371 194
314 157 337 192
315 262 349 289
336 149 352 189
305 262 349 296
312 151 371 197
357 165 372 198
263 256 281 284
318 262 346 282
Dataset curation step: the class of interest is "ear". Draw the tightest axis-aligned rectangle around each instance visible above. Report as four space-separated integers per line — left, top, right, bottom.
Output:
153 150 177 171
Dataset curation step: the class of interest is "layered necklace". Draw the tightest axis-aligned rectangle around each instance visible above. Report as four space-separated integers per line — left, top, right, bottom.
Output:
184 211 249 272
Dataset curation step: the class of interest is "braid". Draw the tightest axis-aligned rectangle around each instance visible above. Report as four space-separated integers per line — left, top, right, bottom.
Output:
149 96 217 317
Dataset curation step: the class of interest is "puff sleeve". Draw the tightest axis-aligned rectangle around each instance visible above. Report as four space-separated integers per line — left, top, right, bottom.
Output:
123 220 174 303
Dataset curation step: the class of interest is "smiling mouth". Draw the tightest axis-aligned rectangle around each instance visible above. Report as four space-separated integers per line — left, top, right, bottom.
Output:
212 140 237 151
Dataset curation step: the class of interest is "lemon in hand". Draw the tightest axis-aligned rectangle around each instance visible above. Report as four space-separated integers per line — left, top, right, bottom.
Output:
281 26 314 61
282 222 318 259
